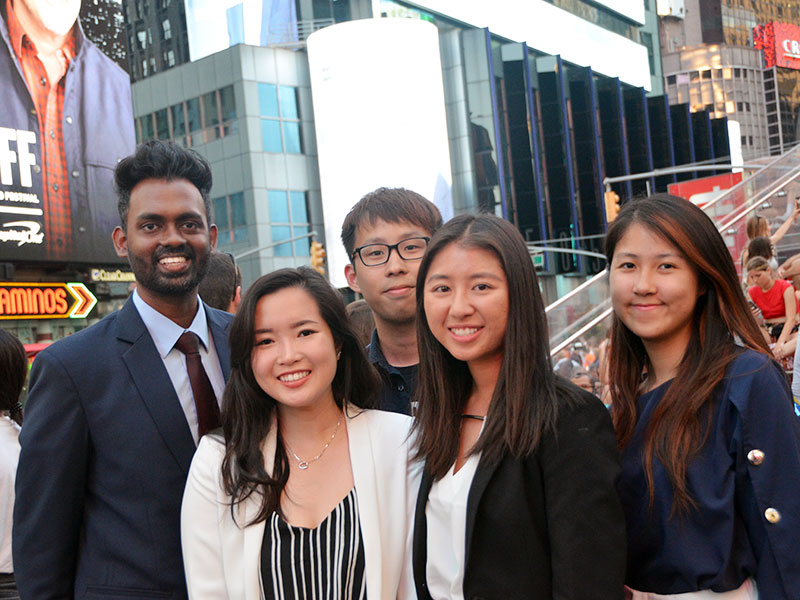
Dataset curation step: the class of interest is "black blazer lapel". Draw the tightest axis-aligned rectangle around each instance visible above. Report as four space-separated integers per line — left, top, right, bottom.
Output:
412 469 434 600
464 454 501 563
115 299 197 474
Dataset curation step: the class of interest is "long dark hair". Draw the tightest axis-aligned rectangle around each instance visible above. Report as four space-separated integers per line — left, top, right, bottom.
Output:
413 214 579 478
220 267 378 523
0 329 26 426
606 194 770 513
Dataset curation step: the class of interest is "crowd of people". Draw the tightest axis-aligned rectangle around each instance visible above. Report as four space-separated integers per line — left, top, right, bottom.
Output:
0 140 799 600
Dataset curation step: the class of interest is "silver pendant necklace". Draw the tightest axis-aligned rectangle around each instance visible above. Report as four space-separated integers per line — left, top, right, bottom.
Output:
286 416 342 470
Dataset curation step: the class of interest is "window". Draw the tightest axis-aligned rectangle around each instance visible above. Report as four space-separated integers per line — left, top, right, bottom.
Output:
666 75 676 86
214 192 248 243
186 98 201 133
166 49 175 67
219 86 238 136
268 190 310 256
155 108 169 139
137 87 238 147
701 69 711 80
162 18 172 40
170 103 186 138
258 84 302 154
202 91 219 142
137 30 146 49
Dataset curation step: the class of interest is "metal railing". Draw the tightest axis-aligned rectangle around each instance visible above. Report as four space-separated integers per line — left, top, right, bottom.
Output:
546 143 800 356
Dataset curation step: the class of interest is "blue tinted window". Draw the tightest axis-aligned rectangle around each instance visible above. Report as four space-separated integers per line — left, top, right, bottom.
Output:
261 120 282 153
268 190 289 222
170 104 186 137
213 197 228 230
293 225 310 255
289 191 307 221
271 226 292 256
279 86 299 119
230 193 247 242
258 83 279 117
186 98 201 132
283 122 301 154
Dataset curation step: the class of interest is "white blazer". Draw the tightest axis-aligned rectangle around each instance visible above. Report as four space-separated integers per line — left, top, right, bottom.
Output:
181 408 421 600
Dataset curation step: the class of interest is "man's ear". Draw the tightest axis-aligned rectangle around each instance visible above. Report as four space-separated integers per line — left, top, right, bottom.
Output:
344 263 362 294
209 224 218 249
112 226 128 258
228 285 242 314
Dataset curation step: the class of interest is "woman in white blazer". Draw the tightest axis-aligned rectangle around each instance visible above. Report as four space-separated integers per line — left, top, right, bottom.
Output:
181 267 420 600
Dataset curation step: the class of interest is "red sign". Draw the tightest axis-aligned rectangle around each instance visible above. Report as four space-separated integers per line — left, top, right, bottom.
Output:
0 282 97 320
754 21 800 70
668 172 743 207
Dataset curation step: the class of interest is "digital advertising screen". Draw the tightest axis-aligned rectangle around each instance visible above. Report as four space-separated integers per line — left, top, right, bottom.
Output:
307 18 453 289
754 21 800 71
0 0 135 264
183 0 297 62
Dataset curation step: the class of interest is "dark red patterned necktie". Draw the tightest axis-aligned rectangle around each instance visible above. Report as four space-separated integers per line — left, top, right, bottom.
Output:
174 332 221 438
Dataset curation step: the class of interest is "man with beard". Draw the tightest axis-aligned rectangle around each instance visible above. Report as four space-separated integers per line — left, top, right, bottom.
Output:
342 188 442 415
13 141 233 600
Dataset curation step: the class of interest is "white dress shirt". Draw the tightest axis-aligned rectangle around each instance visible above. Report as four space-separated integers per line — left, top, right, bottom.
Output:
0 416 20 573
425 448 482 600
132 290 225 444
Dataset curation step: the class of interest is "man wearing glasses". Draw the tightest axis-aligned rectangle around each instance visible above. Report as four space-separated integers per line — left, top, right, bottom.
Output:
341 187 442 415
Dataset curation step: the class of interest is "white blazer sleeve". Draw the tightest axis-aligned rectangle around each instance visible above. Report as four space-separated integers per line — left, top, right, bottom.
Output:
399 445 422 600
181 436 230 600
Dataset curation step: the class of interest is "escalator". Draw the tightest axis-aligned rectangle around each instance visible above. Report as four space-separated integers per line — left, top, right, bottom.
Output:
545 143 800 356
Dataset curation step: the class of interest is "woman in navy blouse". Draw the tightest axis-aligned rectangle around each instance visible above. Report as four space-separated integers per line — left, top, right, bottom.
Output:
606 194 800 599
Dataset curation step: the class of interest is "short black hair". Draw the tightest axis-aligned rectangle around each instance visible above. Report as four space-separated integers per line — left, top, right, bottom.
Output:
115 140 213 228
0 329 26 426
340 187 442 259
198 251 240 311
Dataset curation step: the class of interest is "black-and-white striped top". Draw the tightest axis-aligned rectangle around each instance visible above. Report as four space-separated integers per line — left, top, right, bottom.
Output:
261 488 367 600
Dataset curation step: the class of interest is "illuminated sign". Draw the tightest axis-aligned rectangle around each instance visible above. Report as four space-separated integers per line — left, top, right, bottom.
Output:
90 268 136 282
378 0 651 89
0 283 97 320
754 22 800 70
308 19 453 288
0 4 134 264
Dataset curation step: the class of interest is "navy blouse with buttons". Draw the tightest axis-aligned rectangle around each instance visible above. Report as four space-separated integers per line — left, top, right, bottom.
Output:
618 349 800 598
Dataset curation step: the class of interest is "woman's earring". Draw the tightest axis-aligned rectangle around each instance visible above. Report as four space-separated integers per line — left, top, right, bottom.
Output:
336 351 342 360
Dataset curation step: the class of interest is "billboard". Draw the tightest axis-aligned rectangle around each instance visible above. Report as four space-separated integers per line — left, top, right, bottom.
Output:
754 21 800 70
184 0 297 62
307 18 453 289
374 0 651 89
0 0 135 264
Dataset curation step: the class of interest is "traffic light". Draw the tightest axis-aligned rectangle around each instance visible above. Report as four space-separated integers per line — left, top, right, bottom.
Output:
604 190 621 223
310 241 326 275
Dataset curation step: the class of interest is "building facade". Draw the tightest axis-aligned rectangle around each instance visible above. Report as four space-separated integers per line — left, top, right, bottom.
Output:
660 0 800 157
128 0 732 295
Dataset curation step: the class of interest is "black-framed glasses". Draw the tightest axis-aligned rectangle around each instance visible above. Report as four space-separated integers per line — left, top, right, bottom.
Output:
351 236 430 267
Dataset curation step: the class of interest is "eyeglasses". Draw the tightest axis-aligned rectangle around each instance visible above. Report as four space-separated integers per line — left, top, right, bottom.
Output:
351 237 430 267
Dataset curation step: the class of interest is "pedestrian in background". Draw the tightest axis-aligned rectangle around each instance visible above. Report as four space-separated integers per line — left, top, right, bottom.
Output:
0 330 24 600
411 213 625 599
198 250 242 314
607 194 800 599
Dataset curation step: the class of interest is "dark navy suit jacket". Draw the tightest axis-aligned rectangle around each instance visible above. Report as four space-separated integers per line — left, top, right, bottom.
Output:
13 298 233 599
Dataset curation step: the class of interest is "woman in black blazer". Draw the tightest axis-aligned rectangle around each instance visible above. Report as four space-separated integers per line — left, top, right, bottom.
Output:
411 214 625 600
